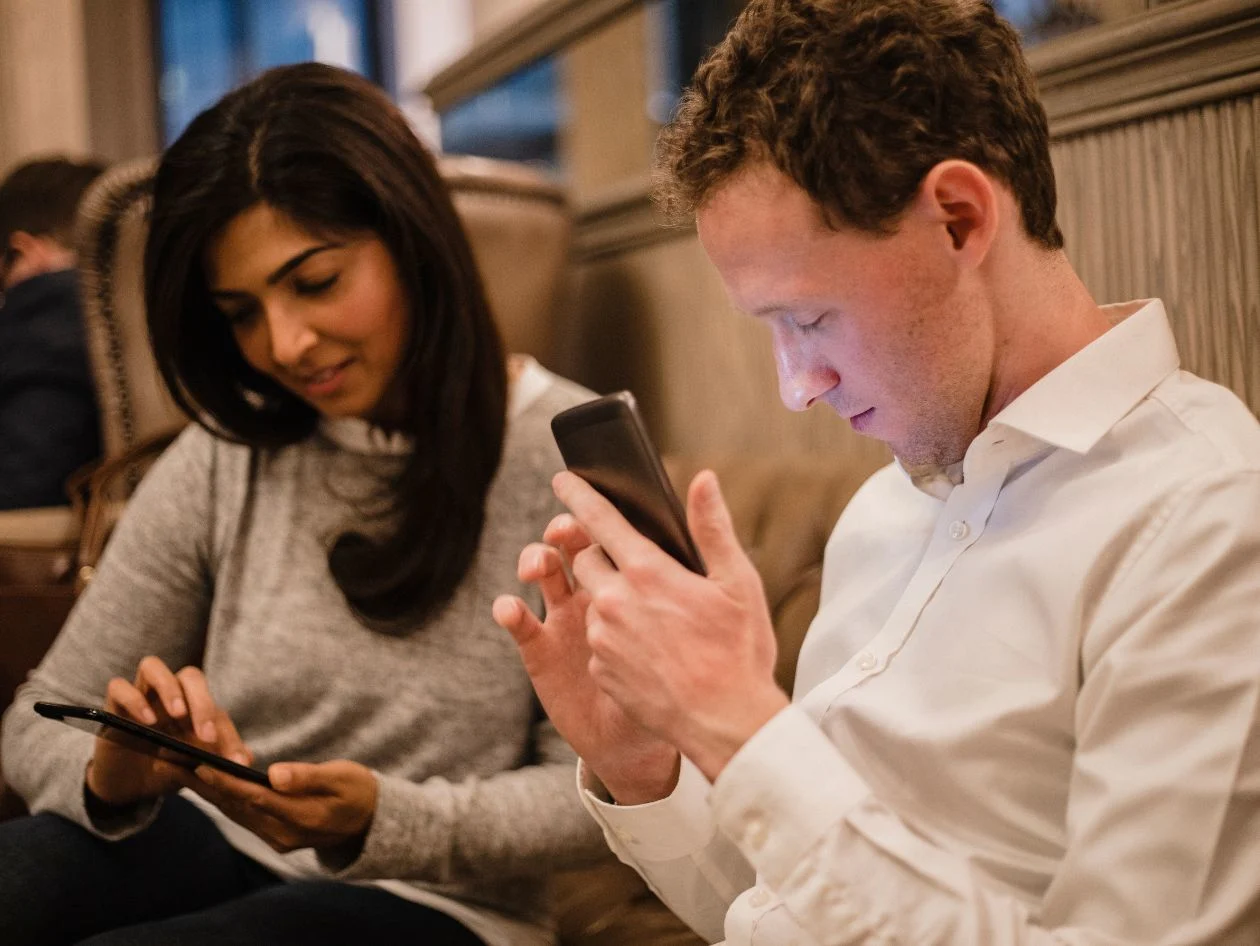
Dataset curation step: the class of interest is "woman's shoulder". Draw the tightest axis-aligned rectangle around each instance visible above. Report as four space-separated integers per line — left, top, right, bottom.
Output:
496 359 593 485
508 357 596 435
157 421 256 476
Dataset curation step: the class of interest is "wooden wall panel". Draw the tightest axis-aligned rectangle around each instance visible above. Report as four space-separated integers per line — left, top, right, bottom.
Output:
1052 93 1260 411
0 0 90 174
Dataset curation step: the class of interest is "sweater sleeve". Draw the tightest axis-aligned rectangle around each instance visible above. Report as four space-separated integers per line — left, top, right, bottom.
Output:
318 711 607 882
0 425 218 838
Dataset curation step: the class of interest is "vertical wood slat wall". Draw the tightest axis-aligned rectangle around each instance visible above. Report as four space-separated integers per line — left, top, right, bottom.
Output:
1053 94 1260 411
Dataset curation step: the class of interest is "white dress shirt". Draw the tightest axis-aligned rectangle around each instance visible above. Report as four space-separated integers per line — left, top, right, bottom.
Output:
581 300 1260 945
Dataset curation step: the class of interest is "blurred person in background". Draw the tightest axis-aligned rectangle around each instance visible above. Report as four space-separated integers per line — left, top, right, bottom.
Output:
0 157 105 509
0 63 602 946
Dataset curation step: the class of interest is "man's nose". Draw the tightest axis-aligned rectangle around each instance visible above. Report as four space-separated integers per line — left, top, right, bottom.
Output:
772 326 838 412
265 305 319 368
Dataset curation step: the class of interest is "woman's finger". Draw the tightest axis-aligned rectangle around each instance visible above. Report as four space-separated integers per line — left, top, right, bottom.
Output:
134 655 188 722
105 676 158 725
174 666 218 744
210 708 252 765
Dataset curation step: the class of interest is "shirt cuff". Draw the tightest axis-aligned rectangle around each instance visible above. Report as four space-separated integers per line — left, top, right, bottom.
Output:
578 756 719 862
711 702 871 887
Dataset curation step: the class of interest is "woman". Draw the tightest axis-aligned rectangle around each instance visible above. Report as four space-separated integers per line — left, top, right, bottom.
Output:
0 63 602 946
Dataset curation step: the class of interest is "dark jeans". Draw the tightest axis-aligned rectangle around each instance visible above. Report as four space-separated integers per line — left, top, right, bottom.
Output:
0 795 487 946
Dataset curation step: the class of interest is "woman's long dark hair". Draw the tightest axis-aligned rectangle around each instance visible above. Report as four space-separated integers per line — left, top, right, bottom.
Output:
145 63 508 629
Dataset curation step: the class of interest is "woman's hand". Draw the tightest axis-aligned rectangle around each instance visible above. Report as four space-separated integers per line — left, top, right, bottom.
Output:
174 760 379 855
85 656 251 809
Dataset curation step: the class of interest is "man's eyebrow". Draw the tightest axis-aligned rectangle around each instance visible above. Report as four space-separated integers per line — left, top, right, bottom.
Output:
750 303 791 317
209 243 342 296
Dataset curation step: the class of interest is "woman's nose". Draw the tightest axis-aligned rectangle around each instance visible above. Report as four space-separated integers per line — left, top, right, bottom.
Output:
264 305 319 368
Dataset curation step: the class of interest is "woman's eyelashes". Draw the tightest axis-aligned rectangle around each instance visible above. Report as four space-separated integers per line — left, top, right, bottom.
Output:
220 302 258 328
217 274 341 326
294 273 339 296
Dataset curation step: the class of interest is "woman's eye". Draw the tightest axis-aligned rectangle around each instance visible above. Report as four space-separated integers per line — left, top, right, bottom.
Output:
222 305 258 328
295 274 339 296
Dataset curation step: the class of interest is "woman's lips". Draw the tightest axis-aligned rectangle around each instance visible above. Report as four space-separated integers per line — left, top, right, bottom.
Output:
299 359 353 397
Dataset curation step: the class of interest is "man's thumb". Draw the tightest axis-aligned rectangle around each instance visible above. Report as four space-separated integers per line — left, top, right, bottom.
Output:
685 470 743 575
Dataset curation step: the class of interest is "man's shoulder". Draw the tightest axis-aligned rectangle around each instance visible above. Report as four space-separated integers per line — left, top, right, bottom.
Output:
1143 369 1260 473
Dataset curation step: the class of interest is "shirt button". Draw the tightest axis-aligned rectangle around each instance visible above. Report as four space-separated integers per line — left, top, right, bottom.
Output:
948 519 970 540
748 886 772 908
744 815 768 850
855 651 876 672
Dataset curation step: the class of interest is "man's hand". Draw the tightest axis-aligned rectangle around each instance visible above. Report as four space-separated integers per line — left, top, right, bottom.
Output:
174 760 378 855
498 468 789 791
86 656 251 809
494 514 681 804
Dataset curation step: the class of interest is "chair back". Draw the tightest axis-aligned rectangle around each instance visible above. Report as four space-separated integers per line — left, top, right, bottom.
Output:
75 157 181 460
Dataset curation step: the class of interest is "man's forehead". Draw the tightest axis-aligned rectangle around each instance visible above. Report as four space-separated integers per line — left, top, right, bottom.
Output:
697 169 832 313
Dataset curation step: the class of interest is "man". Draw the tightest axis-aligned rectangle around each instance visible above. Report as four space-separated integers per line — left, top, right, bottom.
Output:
0 156 104 509
494 0 1260 942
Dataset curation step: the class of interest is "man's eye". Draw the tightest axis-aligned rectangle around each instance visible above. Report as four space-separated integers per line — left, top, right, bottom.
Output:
295 274 339 296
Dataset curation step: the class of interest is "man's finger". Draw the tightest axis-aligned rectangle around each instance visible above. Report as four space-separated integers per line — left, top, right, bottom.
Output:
685 470 747 578
493 594 545 648
571 542 619 593
517 542 574 605
542 513 592 558
553 472 663 570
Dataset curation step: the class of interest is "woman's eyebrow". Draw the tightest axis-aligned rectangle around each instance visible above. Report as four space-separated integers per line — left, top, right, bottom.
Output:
264 244 343 285
208 243 344 298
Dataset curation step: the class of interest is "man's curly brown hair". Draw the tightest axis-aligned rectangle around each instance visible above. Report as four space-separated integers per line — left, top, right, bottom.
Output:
655 0 1063 249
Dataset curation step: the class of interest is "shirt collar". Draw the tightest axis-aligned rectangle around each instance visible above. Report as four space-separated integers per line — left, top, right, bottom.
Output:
988 299 1180 455
894 300 1180 500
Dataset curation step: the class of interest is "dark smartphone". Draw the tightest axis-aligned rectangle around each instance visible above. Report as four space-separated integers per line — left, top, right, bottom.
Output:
551 391 705 574
33 701 271 787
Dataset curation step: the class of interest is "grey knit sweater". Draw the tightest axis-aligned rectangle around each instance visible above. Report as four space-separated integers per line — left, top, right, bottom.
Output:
1 360 606 946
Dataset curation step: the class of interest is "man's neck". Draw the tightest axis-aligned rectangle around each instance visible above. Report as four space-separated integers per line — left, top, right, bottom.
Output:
979 248 1112 427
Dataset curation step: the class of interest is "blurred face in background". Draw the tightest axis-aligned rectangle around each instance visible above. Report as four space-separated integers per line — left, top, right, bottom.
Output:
206 202 410 424
1 232 76 292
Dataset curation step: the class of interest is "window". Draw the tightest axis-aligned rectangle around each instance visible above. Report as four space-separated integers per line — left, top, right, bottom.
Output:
157 0 382 145
438 57 563 168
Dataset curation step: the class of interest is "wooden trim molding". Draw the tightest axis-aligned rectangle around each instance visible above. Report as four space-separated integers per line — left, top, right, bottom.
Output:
424 0 638 110
1029 0 1260 137
571 175 694 261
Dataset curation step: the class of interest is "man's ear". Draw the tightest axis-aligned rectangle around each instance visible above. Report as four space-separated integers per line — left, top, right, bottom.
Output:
914 160 999 267
3 230 74 289
7 230 42 255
